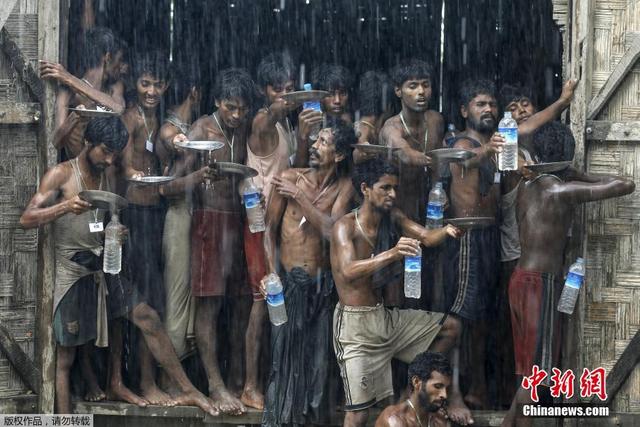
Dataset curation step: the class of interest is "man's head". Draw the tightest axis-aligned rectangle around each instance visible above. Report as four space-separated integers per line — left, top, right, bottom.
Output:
213 68 258 129
84 117 128 171
167 60 201 111
312 64 352 117
132 50 170 110
500 84 536 124
82 27 123 81
459 79 498 134
357 70 394 117
408 352 452 413
533 122 575 163
352 158 399 212
257 52 296 106
390 59 433 113
309 118 355 172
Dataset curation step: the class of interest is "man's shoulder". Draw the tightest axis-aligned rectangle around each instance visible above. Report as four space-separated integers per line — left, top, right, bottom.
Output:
43 161 73 187
381 115 402 131
451 133 479 149
425 109 444 124
280 167 304 181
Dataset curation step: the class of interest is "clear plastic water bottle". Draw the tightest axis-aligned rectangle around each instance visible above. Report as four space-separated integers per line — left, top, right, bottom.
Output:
444 123 457 147
404 247 422 299
243 179 265 233
103 213 122 274
303 83 322 140
266 273 288 325
426 182 447 229
498 112 518 171
557 257 585 314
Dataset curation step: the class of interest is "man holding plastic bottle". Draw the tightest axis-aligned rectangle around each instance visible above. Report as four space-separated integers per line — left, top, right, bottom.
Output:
261 119 355 426
330 157 465 427
501 158 635 427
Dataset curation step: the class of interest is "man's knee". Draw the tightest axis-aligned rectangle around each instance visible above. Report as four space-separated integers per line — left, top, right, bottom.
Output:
344 409 369 427
132 303 164 335
441 315 462 341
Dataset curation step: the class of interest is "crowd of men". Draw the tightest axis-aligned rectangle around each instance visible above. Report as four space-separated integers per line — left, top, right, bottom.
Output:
21 26 635 427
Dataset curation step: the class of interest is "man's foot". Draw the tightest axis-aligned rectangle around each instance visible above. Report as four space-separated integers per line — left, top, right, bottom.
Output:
210 388 247 415
174 389 220 417
84 384 106 402
448 392 474 426
464 393 488 410
240 387 264 410
141 384 177 407
106 382 148 407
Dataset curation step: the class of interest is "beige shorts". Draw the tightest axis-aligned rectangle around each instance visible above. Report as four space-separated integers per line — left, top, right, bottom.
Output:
333 303 444 411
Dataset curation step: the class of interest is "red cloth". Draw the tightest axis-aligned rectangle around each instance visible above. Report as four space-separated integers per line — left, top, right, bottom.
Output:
244 224 267 301
190 209 248 297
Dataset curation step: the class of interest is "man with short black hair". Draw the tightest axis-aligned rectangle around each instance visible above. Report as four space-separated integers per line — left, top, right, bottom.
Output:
376 352 453 427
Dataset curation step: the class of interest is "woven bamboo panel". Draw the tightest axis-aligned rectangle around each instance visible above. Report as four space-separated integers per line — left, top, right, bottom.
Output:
0 4 39 398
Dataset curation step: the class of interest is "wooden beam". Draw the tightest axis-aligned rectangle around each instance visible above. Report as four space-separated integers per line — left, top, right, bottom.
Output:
586 39 640 120
0 0 18 32
0 102 41 124
591 329 640 406
36 0 60 415
0 324 40 393
585 121 640 142
0 27 45 103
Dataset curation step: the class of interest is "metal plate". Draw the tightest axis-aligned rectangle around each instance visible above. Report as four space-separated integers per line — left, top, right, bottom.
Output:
350 144 400 154
427 148 476 162
281 90 330 104
446 217 495 229
69 107 120 117
79 190 128 211
524 161 572 173
174 140 225 151
211 162 258 178
127 176 175 185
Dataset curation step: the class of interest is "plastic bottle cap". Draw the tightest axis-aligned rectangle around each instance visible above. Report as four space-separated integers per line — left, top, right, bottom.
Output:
303 83 312 91
504 112 512 118
576 257 584 263
435 182 443 189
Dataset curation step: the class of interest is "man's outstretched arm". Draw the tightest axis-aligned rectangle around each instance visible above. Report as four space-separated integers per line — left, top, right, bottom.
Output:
551 174 635 205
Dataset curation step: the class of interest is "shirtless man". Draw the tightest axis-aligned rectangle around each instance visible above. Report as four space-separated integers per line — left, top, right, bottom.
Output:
380 59 444 224
240 52 300 410
175 68 257 415
330 158 468 427
20 117 126 413
41 27 126 158
443 79 504 410
376 352 452 427
262 120 355 426
502 163 635 427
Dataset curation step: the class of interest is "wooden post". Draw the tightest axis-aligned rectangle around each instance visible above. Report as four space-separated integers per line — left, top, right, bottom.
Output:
36 0 61 414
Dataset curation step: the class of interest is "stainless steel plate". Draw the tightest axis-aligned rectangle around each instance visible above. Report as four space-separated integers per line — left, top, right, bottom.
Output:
174 140 225 151
427 148 476 162
524 161 572 173
350 144 399 155
69 107 119 117
211 162 258 178
79 190 128 211
446 217 495 229
127 176 175 185
281 90 330 104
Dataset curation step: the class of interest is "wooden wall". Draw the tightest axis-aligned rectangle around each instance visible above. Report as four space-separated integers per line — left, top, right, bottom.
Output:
0 0 40 397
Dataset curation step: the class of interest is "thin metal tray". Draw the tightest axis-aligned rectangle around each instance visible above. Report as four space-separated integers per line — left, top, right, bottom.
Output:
127 176 175 185
174 140 225 151
281 90 329 104
350 144 400 154
524 161 572 173
446 217 495 229
210 162 258 178
69 107 119 117
427 148 476 162
79 190 128 211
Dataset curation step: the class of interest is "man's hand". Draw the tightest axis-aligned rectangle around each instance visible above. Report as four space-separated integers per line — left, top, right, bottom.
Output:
197 165 220 183
39 60 73 85
116 224 128 244
297 109 323 140
172 133 188 146
258 275 272 300
67 195 92 214
272 176 300 200
559 78 578 104
486 132 505 154
393 237 421 260
444 224 464 239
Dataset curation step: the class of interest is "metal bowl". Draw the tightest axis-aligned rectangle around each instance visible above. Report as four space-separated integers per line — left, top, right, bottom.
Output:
210 162 258 178
524 161 572 173
174 140 225 151
78 190 128 211
281 90 330 104
350 144 400 155
446 217 495 229
427 148 476 162
127 176 175 185
69 107 120 117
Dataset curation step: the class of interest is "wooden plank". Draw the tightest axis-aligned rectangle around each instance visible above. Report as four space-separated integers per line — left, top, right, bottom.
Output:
0 27 44 103
0 394 37 413
586 121 640 141
586 39 640 120
0 102 40 124
36 0 60 415
0 323 39 392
